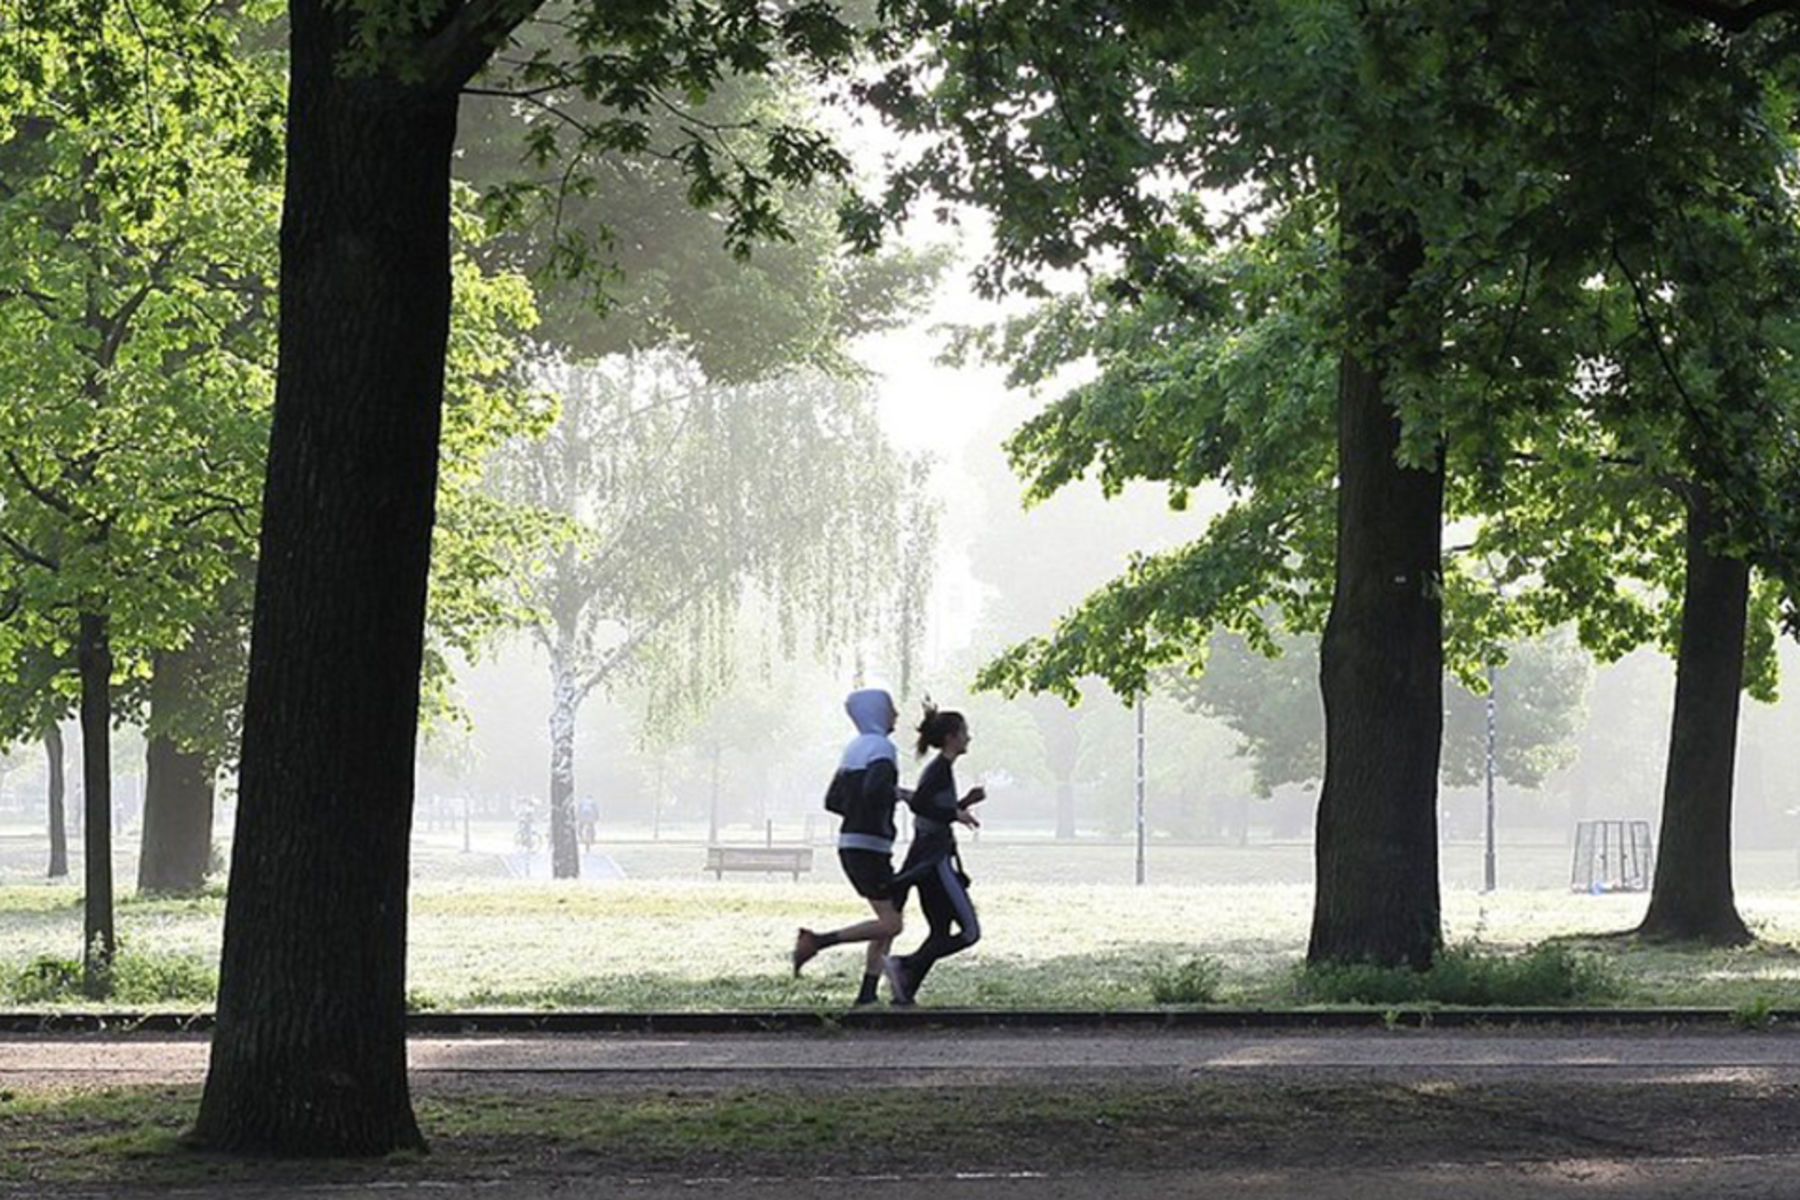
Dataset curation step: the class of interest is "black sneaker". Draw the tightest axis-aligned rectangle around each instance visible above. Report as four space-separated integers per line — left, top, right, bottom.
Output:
881 954 914 1005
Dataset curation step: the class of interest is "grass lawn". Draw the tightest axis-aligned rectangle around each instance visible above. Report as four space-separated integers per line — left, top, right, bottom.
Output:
4 831 1800 1010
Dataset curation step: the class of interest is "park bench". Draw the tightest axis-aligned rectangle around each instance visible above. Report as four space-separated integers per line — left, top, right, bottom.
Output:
705 844 814 881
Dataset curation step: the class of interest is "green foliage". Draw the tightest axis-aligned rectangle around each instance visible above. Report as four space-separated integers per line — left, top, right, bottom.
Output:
1164 625 1590 797
1440 632 1593 790
940 4 1800 721
493 358 931 734
1146 955 1223 1005
459 47 944 740
1297 943 1621 1008
0 1 282 757
443 0 887 331
460 77 944 382
8 948 215 1005
0 18 550 752
9 955 80 1003
1731 995 1779 1031
422 212 555 717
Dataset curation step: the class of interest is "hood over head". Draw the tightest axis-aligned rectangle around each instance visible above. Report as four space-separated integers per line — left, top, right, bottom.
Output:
839 688 898 771
845 688 896 735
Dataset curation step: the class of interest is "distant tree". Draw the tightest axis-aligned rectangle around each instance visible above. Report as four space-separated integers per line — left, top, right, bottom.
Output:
0 637 72 877
0 20 279 987
1171 629 1590 801
0 17 540 915
1164 635 1322 803
875 0 1800 972
151 0 887 1149
494 358 928 876
459 70 939 879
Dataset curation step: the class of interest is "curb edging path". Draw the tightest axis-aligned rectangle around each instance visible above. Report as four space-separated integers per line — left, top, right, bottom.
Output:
1 1006 1794 1035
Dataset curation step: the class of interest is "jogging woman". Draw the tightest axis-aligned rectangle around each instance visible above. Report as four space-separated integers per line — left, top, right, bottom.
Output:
884 704 984 1004
792 687 906 1006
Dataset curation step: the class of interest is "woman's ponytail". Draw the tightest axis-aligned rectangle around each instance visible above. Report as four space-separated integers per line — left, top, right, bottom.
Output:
914 699 965 757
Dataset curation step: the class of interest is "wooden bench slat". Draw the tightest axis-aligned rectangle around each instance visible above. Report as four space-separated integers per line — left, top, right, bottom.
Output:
704 845 814 880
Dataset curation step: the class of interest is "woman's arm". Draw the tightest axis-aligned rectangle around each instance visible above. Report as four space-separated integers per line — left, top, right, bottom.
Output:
911 759 960 821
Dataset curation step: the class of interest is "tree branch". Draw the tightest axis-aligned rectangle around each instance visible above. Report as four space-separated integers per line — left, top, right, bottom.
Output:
0 527 60 571
573 532 757 706
461 83 566 100
98 240 182 370
1508 451 1645 468
417 0 545 93
171 499 250 532
5 450 77 518
0 286 64 321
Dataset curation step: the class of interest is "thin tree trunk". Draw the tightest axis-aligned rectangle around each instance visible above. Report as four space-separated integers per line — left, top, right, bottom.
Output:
194 5 459 1153
1307 201 1443 971
1636 486 1753 945
139 647 216 895
46 724 68 879
1054 779 1076 840
547 635 580 879
708 741 723 845
77 611 114 997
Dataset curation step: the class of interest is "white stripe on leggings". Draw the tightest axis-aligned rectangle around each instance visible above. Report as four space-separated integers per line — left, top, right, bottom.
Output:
938 858 979 942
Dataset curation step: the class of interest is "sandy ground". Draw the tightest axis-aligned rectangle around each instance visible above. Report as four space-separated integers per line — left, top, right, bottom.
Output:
16 1159 1800 1200
12 1025 1800 1087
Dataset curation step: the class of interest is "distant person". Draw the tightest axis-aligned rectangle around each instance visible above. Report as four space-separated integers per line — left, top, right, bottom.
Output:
792 688 906 1006
578 796 598 851
885 703 985 1005
513 796 539 854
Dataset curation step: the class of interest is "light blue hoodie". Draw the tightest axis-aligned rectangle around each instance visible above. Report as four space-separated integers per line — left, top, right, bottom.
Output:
838 688 898 771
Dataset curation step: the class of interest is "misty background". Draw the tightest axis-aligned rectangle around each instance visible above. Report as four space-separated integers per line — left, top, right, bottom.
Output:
8 290 1799 891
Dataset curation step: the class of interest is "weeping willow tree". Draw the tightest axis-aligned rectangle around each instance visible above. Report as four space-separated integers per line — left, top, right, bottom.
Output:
494 353 931 877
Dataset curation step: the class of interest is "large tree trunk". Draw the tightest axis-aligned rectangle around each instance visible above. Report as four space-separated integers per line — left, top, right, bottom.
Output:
547 631 580 879
77 612 115 996
1307 203 1443 971
193 6 460 1154
138 647 217 895
1636 486 1752 945
46 724 68 879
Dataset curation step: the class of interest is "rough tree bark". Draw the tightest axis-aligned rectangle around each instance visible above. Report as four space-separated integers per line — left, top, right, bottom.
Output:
138 646 216 895
45 724 67 879
77 611 114 996
192 0 468 1153
1307 201 1443 971
1636 485 1753 945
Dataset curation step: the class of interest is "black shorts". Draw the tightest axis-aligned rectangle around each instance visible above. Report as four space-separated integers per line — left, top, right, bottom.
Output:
838 848 895 900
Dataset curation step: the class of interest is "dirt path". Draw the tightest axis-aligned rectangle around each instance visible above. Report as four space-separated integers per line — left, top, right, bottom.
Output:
12 1025 1800 1083
19 1158 1800 1200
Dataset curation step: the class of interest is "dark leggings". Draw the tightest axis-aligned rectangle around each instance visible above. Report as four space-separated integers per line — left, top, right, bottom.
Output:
905 858 980 991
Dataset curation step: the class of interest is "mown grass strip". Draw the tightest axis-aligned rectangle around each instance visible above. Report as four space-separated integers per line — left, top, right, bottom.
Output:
8 1075 1800 1189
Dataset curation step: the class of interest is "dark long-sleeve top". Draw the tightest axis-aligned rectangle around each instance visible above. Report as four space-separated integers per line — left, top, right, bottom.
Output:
897 755 960 875
829 757 900 853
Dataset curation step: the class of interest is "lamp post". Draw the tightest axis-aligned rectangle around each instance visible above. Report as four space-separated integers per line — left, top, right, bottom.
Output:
1483 660 1498 893
1135 694 1147 886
